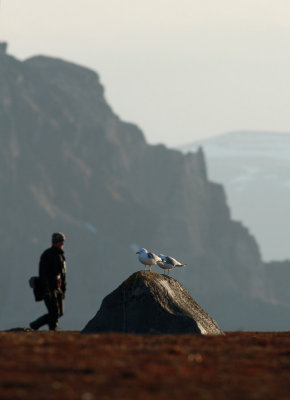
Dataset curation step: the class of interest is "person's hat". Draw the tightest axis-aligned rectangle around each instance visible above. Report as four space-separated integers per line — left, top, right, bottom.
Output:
52 232 66 243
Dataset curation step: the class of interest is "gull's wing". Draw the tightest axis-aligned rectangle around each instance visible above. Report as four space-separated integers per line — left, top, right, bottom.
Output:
148 252 162 262
168 256 187 267
165 256 175 266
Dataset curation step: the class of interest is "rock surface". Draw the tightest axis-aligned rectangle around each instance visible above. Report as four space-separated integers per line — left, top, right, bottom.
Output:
82 271 223 335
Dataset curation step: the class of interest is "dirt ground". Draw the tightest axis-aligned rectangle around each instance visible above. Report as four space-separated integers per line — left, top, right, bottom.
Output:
0 331 290 400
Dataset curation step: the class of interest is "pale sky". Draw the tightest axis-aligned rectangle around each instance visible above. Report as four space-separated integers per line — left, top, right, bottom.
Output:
1 0 290 146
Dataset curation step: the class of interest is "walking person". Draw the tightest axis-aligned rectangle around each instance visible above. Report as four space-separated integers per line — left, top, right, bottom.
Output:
30 232 66 331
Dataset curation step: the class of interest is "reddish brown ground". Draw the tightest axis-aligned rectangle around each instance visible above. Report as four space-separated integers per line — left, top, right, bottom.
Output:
0 331 290 400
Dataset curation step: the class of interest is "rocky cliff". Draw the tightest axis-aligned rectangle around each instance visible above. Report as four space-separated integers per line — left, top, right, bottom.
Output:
0 49 287 330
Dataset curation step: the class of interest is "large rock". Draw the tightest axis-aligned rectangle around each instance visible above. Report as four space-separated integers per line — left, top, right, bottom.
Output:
82 271 223 335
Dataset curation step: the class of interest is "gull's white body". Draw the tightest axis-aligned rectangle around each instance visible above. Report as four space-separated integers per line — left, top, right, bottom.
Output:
157 253 187 275
136 248 162 271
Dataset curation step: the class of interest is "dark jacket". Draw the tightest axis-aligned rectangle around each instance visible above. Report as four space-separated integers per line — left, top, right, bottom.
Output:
39 246 66 295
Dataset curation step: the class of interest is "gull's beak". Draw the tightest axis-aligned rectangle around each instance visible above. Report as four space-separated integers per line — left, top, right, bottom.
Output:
136 251 140 254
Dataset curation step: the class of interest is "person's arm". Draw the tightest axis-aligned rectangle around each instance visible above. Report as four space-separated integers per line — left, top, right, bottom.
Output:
61 262 66 296
39 252 50 296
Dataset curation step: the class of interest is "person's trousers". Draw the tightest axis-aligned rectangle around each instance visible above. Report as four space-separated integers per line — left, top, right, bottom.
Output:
30 290 64 330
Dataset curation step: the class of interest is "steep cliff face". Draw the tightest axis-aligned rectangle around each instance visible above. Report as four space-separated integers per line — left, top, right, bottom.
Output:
0 51 283 330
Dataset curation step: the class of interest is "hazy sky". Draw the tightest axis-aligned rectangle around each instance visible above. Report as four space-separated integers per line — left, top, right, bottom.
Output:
1 0 290 146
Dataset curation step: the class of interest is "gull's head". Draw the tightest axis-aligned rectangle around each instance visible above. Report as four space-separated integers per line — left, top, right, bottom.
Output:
136 248 148 255
157 253 166 261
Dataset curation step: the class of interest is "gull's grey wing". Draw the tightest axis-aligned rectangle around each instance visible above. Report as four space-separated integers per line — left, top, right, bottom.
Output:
148 252 161 261
165 256 175 266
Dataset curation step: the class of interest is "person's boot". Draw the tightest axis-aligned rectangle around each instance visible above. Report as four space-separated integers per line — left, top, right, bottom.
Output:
29 314 49 330
48 319 58 331
29 321 40 331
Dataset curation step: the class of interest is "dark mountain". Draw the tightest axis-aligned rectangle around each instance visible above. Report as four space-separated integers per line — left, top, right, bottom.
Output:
0 45 288 330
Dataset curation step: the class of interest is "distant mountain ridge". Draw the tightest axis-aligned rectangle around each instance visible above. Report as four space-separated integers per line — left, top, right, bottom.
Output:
178 131 290 261
1 50 289 331
180 131 290 159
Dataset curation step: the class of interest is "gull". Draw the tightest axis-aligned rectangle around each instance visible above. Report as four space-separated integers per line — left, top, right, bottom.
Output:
136 248 162 271
157 253 187 275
